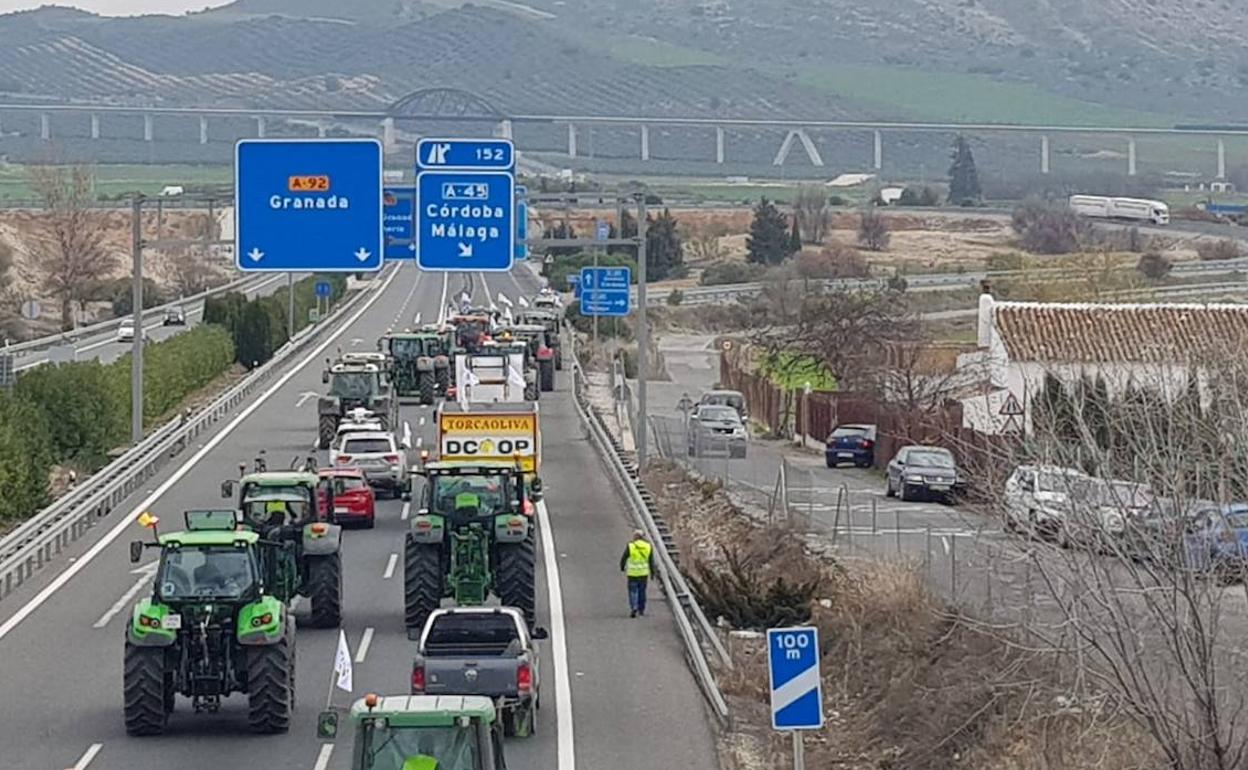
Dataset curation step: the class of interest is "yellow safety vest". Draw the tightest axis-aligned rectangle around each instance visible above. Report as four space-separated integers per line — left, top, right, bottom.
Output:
402 756 439 770
626 539 652 578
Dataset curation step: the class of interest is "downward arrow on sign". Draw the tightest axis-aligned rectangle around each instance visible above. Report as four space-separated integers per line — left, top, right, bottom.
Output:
247 247 264 262
458 243 473 258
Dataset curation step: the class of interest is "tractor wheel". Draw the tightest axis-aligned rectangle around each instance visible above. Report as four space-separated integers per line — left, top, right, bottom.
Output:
496 539 536 629
419 372 436 406
246 630 294 734
124 643 169 736
435 366 451 395
317 415 337 450
539 359 555 392
404 538 444 631
525 382 539 402
554 349 563 371
306 553 343 629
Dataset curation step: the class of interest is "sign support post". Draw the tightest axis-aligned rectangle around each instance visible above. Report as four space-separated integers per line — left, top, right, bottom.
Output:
130 195 144 445
636 194 649 469
793 732 805 770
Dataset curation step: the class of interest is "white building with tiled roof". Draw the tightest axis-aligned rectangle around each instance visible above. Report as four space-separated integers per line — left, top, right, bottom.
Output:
960 291 1248 434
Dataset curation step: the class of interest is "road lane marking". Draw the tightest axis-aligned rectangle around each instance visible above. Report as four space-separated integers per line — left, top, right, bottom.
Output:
401 502 411 521
415 436 423 448
312 744 334 770
93 562 158 628
535 499 575 770
0 266 404 644
418 416 426 426
942 536 950 554
437 272 449 324
355 626 375 663
383 553 398 580
72 743 103 770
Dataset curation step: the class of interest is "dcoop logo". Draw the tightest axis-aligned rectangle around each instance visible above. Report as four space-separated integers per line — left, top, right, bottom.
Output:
443 437 534 456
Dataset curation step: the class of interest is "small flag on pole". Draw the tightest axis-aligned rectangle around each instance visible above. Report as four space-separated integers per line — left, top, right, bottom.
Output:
334 629 354 693
507 365 526 392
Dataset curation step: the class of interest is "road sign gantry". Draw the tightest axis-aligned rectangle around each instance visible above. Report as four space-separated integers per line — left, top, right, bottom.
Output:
235 138 383 272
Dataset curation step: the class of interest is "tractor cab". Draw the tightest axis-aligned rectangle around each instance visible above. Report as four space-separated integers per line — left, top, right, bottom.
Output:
318 693 507 770
324 362 386 401
382 331 452 404
418 462 536 524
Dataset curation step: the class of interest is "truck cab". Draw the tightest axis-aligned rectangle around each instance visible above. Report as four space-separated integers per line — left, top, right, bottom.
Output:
320 694 508 770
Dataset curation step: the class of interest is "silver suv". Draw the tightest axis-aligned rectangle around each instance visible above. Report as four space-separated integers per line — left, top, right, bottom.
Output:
333 430 409 497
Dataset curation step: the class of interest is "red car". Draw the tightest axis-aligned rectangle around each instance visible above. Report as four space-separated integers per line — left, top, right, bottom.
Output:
319 467 377 528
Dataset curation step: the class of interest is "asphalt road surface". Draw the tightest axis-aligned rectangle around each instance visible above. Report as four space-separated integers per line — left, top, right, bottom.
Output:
0 262 718 770
13 273 291 372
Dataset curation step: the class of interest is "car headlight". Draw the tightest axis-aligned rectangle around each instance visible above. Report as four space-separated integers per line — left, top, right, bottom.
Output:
1104 512 1124 532
905 475 924 483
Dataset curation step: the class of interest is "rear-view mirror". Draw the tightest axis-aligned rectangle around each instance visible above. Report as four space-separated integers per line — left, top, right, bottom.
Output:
532 626 549 640
322 371 330 384
316 709 339 740
129 541 143 564
220 480 234 499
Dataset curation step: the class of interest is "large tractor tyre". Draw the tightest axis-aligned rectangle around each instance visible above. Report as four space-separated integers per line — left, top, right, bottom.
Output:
246 631 294 734
123 643 169 736
502 703 536 738
317 415 337 450
419 372 436 406
404 539 444 631
554 349 563 371
306 553 343 629
539 360 555 393
496 540 536 629
377 410 391 431
435 366 451 395
524 382 539 402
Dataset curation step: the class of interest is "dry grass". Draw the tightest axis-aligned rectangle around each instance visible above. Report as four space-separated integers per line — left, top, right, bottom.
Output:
640 459 1163 770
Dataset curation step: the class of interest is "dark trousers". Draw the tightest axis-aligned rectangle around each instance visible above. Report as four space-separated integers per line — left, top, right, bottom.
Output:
627 576 649 614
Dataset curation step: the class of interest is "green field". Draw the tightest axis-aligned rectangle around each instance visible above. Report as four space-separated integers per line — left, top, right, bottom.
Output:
0 163 230 201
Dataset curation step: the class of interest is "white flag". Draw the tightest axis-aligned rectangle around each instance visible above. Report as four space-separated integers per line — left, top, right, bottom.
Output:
518 297 529 308
508 365 527 392
334 629 353 693
459 365 480 410
497 292 513 308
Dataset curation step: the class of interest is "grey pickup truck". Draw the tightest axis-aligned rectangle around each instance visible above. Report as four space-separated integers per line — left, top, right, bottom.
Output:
412 607 547 738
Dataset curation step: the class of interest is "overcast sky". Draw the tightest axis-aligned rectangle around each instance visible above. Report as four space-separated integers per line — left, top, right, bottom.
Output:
0 1 232 15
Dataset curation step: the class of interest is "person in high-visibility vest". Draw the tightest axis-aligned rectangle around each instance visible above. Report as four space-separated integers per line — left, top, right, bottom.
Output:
619 529 656 618
402 755 440 770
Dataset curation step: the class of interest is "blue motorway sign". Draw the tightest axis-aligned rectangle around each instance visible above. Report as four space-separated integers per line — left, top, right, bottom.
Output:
235 139 383 272
516 190 529 261
596 219 611 241
383 186 415 261
567 274 582 298
580 266 631 317
416 172 514 272
315 281 332 299
766 626 823 731
417 137 514 171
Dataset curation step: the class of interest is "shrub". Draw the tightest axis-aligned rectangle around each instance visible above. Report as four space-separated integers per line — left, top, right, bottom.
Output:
14 360 127 467
1011 198 1087 254
700 261 766 286
1195 238 1241 261
897 186 940 207
857 207 890 251
666 289 684 305
1136 251 1172 280
795 243 870 280
0 395 53 523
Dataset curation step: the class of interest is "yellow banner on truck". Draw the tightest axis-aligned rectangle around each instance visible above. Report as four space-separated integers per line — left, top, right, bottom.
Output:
437 403 541 473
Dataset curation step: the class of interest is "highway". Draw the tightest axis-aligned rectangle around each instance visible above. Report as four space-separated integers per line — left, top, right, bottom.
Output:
0 262 718 770
12 273 292 372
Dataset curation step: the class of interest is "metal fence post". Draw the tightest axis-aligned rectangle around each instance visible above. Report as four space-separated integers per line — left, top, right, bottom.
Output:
894 508 902 554
950 535 958 599
871 496 878 534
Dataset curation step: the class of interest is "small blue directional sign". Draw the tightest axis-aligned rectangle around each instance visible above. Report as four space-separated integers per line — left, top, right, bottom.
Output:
416 138 515 273
383 186 415 261
766 626 823 731
315 281 332 299
417 137 514 171
596 219 611 242
567 274 582 298
235 138 383 272
580 266 631 317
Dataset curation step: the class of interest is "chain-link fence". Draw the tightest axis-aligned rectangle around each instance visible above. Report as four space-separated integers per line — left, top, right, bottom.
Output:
646 411 1057 627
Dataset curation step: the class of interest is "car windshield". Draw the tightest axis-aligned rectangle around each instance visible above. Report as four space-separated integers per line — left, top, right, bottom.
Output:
240 485 313 526
1102 482 1155 509
907 450 954 468
425 614 519 654
330 372 378 399
159 545 255 600
698 406 740 422
332 476 368 492
703 394 743 409
1037 472 1097 499
344 437 394 454
361 724 480 770
431 475 516 517
392 338 437 357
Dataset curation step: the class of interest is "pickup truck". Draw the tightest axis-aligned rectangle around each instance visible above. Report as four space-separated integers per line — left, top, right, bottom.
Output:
412 607 546 738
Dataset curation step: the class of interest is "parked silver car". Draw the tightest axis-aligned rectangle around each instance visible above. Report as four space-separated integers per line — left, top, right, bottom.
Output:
885 445 960 502
687 404 747 458
1002 465 1124 547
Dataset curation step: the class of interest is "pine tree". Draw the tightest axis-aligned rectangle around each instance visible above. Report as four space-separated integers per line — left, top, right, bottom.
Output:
746 197 790 265
788 215 803 256
947 134 982 206
645 209 685 282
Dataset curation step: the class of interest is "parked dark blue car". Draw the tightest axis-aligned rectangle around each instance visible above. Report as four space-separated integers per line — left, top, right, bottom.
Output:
824 424 877 468
1184 503 1248 582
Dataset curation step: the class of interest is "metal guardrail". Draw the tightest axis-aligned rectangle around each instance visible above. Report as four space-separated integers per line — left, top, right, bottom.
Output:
6 270 267 360
567 334 732 726
644 257 1248 306
0 267 390 603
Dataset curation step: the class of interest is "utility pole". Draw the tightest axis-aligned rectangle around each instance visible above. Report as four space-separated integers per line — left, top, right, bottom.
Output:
287 272 295 340
130 195 145 444
635 193 649 468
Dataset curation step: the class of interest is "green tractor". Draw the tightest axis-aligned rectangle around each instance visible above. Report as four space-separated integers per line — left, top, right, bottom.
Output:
319 353 398 449
515 309 563 371
221 458 344 628
317 693 508 770
402 462 541 634
381 330 451 405
124 510 295 735
503 323 557 392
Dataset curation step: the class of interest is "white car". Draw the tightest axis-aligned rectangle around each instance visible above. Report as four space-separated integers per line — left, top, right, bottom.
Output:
333 430 409 497
115 319 146 343
328 409 385 464
1003 465 1124 547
